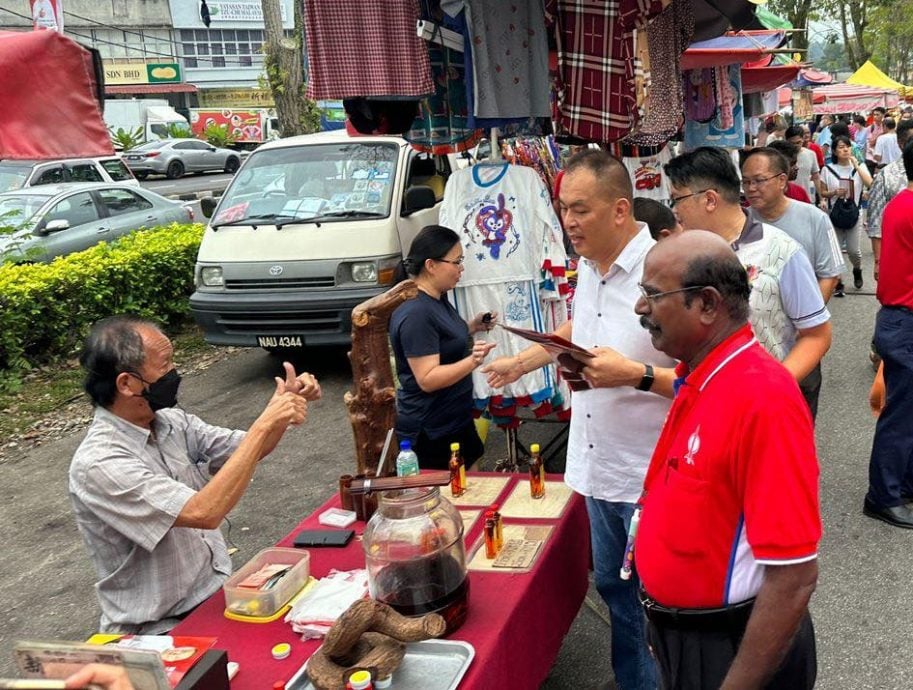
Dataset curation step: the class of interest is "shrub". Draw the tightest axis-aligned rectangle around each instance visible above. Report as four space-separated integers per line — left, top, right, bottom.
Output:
0 223 204 386
203 123 238 148
165 122 195 138
109 126 144 151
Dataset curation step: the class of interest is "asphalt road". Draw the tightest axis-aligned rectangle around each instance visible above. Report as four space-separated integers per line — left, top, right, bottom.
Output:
0 243 908 688
142 173 234 198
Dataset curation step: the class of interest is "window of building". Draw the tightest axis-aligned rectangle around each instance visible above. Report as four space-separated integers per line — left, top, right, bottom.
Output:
178 28 266 70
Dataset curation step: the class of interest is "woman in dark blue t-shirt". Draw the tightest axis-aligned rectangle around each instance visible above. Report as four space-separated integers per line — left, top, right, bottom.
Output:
389 225 497 470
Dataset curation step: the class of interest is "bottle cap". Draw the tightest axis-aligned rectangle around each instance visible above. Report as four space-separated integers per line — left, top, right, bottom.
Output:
399 440 411 451
273 683 286 690
531 443 540 453
348 670 373 689
374 676 393 689
450 442 460 451
271 643 291 660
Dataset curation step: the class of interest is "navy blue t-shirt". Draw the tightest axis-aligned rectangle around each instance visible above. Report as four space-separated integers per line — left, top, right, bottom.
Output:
389 291 472 441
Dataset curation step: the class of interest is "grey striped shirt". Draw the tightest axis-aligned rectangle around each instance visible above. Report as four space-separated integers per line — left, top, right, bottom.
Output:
69 406 244 633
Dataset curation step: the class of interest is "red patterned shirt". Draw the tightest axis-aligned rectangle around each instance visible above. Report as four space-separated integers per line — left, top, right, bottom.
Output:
303 0 434 100
549 0 667 143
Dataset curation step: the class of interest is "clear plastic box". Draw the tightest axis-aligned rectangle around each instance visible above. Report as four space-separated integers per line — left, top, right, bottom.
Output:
223 547 310 618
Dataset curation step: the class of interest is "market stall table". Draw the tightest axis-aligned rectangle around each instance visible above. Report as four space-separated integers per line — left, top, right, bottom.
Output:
173 472 590 689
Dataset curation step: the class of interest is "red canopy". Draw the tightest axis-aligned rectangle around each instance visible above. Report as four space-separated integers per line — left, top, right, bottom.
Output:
0 30 113 159
742 64 802 95
681 30 786 71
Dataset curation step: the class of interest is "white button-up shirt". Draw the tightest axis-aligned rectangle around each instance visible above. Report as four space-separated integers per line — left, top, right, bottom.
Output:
565 224 676 504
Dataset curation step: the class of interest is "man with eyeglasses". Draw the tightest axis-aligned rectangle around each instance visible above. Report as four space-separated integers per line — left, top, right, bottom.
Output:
634 230 820 690
741 147 843 303
69 316 321 634
665 147 832 419
483 149 676 690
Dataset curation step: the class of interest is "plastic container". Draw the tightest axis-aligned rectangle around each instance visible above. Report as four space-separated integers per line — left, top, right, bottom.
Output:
363 486 469 634
396 440 420 477
223 547 310 618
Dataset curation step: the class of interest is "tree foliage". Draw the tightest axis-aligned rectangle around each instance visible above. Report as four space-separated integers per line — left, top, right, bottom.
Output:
868 1 913 83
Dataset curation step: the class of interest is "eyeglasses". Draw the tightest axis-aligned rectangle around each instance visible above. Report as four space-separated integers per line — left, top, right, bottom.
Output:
741 174 784 190
638 283 707 303
436 256 465 266
670 189 710 208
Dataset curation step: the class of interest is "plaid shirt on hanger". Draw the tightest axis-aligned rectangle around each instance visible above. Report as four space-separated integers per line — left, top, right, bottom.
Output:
303 0 434 100
549 0 668 143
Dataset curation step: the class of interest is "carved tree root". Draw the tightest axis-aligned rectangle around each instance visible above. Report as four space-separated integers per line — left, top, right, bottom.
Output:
345 280 419 475
306 600 447 690
323 599 446 657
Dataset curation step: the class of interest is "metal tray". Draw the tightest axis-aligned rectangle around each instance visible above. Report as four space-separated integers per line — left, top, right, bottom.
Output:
287 639 475 690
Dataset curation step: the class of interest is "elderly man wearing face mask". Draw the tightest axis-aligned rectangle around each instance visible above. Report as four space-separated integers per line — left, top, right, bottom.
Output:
69 315 321 634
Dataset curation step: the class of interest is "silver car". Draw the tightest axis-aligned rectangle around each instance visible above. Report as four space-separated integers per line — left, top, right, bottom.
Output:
123 139 242 180
0 156 138 193
0 183 193 262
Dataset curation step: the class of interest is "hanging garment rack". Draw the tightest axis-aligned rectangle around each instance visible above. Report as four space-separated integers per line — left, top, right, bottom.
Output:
416 20 464 52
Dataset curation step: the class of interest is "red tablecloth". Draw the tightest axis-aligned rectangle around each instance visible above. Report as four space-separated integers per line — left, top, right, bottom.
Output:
173 473 590 689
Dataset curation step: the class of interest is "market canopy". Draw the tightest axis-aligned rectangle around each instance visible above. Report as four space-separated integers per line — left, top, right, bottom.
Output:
846 60 907 91
691 0 762 42
681 30 787 71
0 30 113 159
810 83 900 115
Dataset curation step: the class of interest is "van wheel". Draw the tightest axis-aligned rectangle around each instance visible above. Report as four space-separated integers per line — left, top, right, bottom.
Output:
134 172 149 180
224 157 240 174
166 160 185 179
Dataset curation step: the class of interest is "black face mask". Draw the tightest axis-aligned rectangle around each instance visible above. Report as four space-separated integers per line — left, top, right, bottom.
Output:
134 368 182 411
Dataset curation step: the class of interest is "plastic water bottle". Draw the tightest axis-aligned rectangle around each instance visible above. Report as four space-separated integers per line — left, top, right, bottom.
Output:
395 440 420 477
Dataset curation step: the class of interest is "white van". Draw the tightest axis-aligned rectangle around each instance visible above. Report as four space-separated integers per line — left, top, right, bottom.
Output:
190 130 450 348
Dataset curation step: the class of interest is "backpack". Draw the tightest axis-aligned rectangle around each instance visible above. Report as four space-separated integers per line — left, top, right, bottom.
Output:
825 165 860 229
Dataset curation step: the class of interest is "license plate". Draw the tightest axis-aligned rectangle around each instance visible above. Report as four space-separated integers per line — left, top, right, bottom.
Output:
257 335 303 348
128 155 142 160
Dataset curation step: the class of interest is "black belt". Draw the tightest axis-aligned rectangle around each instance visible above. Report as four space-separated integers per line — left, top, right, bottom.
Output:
640 591 755 632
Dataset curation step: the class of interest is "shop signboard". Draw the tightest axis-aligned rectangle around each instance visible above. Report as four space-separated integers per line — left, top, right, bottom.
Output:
104 61 182 85
198 88 275 108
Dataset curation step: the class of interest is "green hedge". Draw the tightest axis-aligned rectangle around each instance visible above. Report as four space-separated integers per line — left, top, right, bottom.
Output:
0 223 204 379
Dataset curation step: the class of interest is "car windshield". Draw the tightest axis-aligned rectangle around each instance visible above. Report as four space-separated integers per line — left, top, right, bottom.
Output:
0 164 31 193
214 142 399 226
0 194 52 231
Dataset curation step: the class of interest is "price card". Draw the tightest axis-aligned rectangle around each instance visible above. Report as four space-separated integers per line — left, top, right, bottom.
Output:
499 480 574 519
447 475 511 506
467 524 553 572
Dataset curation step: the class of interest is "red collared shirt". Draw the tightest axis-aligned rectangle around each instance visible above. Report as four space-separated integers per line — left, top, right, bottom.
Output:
635 325 821 609
877 188 913 309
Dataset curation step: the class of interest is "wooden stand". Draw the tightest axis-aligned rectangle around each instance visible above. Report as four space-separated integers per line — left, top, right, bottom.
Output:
345 280 418 475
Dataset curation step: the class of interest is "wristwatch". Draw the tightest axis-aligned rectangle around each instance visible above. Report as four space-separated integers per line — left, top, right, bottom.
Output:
635 363 655 392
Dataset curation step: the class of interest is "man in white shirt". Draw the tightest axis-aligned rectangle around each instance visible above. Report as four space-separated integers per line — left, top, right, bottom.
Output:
874 117 902 168
483 150 675 690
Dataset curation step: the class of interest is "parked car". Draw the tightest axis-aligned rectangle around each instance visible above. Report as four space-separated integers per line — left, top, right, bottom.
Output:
122 139 242 180
0 157 138 194
0 182 193 262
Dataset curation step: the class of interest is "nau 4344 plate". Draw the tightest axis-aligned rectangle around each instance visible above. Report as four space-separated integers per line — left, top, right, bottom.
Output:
257 335 303 348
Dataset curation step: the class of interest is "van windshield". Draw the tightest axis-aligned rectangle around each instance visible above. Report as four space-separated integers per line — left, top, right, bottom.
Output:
215 142 399 225
0 163 31 193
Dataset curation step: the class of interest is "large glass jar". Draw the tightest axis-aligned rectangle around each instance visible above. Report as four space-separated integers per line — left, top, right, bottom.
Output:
362 486 469 634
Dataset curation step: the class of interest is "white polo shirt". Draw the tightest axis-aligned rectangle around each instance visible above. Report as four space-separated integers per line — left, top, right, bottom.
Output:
565 224 676 504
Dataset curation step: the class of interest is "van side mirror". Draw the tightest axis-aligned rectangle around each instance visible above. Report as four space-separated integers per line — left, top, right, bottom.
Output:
403 186 437 216
201 196 218 218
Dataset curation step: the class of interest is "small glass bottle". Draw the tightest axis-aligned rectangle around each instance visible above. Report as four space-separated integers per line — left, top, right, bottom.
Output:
451 442 467 490
450 451 465 498
490 503 504 551
529 443 545 499
484 516 498 559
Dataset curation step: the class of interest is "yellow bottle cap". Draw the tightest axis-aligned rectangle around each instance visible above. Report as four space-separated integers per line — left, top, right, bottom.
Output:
531 443 540 453
271 643 291 660
349 670 372 684
450 442 460 451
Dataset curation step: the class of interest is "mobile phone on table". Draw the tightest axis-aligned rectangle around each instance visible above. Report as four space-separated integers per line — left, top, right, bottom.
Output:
293 529 354 548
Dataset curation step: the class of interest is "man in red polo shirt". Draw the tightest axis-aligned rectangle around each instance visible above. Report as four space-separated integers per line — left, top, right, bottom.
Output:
633 231 821 689
865 138 913 528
